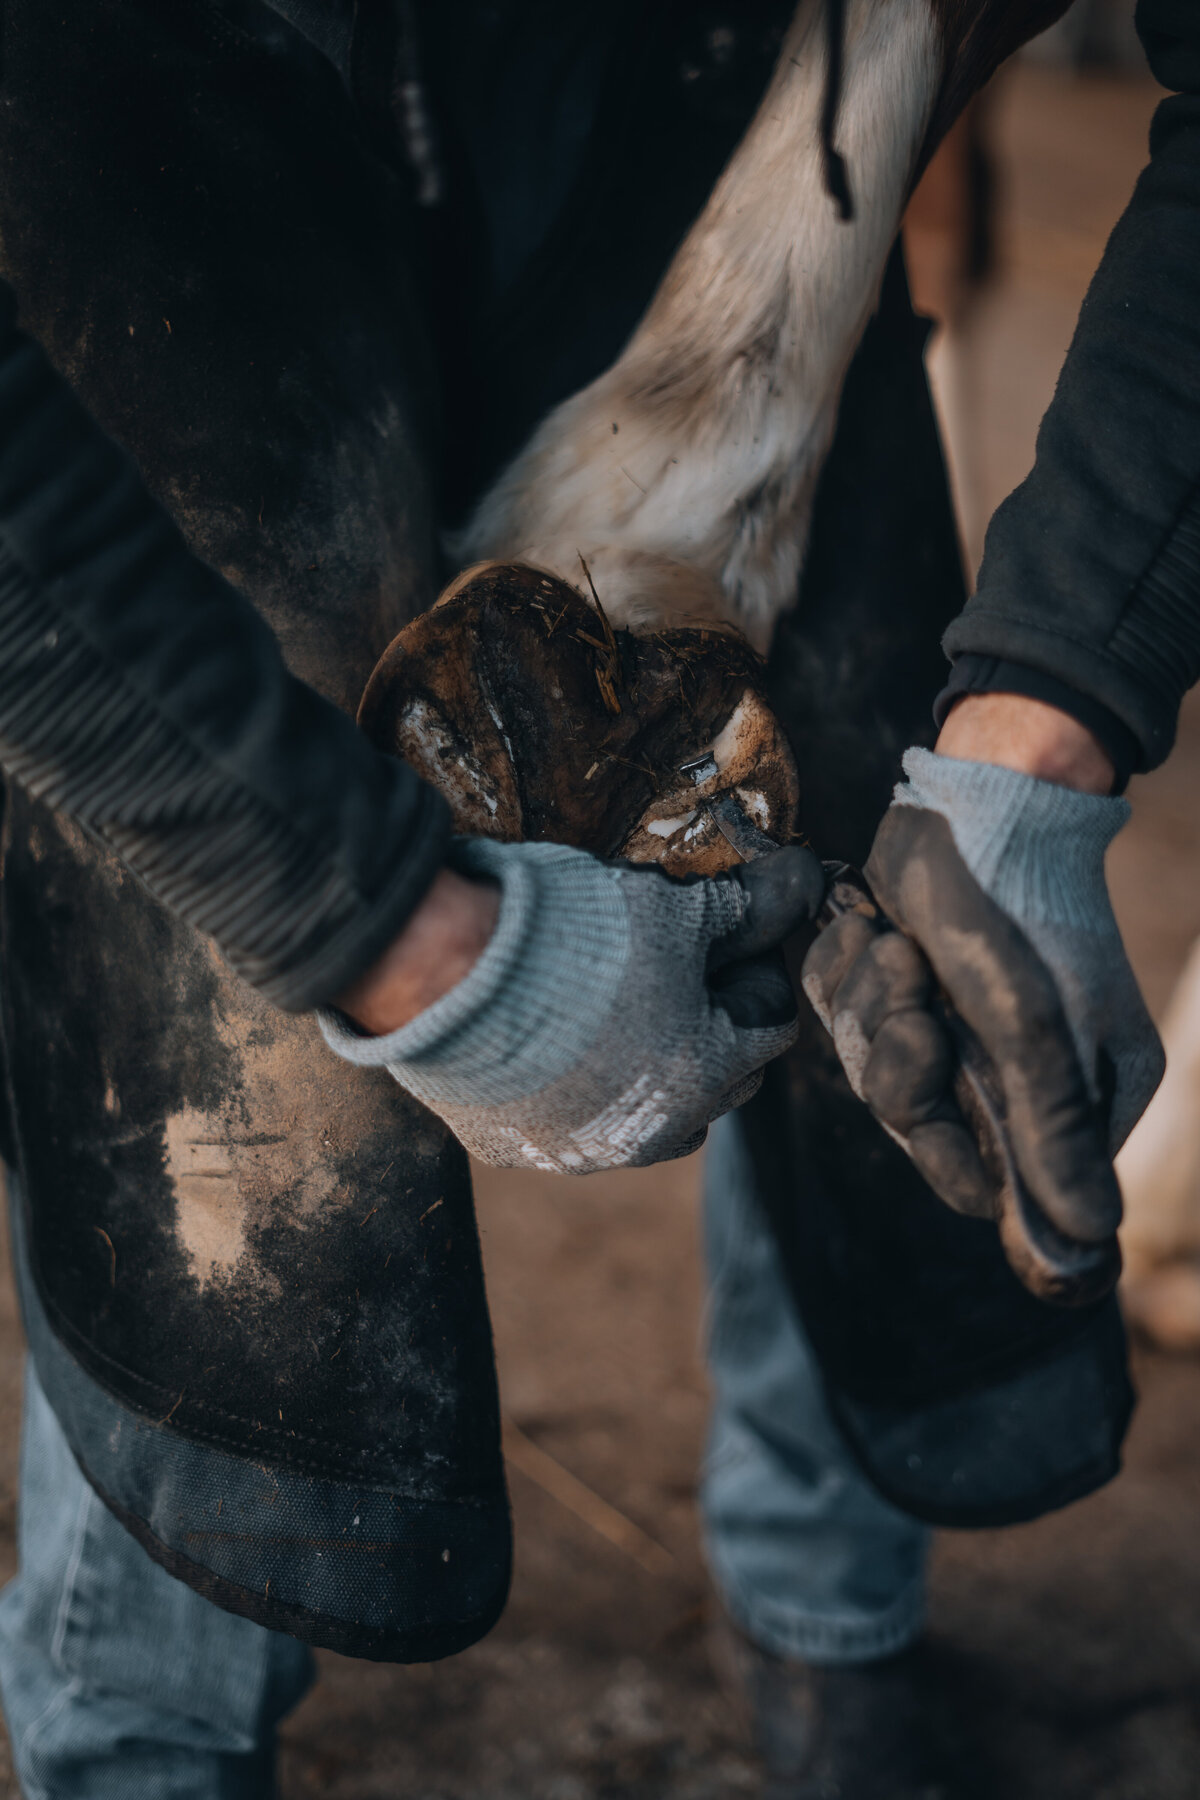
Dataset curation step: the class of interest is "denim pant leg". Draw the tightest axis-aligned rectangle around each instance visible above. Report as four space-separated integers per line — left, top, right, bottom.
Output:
0 1359 315 1800
700 1112 930 1665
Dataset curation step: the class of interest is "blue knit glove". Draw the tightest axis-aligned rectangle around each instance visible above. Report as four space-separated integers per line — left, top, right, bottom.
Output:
322 838 825 1174
803 748 1164 1242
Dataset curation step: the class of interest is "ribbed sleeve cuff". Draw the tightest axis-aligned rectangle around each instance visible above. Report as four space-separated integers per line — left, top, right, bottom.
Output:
262 783 453 1012
933 656 1138 793
0 285 458 1016
895 746 1129 930
942 479 1200 778
320 839 631 1108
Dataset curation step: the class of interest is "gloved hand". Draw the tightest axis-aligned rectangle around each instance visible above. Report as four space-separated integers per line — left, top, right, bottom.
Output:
321 837 825 1173
802 747 1165 1243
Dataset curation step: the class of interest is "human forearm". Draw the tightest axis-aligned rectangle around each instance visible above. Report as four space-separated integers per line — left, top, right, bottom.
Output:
0 282 450 1010
942 0 1200 773
936 692 1115 793
334 867 501 1033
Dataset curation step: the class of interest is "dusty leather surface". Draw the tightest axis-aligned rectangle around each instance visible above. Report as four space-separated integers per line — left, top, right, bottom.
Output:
0 0 803 1653
0 0 507 1651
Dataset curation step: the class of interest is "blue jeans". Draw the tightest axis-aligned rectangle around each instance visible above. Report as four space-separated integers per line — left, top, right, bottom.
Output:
0 1115 927 1795
0 1366 314 1799
700 1113 929 1664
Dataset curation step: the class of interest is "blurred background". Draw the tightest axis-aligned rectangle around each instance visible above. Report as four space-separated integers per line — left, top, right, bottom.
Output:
3 5 1200 1796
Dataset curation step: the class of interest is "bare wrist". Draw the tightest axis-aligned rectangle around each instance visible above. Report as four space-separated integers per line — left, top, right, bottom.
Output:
333 866 501 1037
935 692 1115 795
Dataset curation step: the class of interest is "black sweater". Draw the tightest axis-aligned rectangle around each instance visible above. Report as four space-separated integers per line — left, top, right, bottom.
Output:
0 284 450 1012
0 0 1195 1010
941 0 1200 778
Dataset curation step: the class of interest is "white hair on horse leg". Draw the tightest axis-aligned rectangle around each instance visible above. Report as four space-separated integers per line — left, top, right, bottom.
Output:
458 0 942 651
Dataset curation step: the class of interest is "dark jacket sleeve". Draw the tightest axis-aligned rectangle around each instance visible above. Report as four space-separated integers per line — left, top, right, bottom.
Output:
0 282 450 1011
940 0 1200 773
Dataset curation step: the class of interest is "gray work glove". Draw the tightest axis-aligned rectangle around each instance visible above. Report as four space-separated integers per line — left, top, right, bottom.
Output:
802 747 1164 1243
321 837 824 1174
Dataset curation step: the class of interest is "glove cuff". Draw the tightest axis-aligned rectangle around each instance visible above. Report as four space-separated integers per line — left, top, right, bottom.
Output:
895 746 1129 930
319 838 630 1107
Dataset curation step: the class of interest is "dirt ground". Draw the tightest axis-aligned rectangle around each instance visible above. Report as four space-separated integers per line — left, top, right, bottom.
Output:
1 50 1198 1800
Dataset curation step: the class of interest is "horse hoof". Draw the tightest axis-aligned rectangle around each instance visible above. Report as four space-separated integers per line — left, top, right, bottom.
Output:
359 560 801 877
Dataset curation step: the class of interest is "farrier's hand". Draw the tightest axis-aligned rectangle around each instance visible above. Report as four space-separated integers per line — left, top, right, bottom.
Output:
801 698 1164 1242
322 838 825 1173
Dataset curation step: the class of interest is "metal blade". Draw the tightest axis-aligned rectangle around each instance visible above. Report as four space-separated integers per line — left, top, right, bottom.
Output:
702 791 782 862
